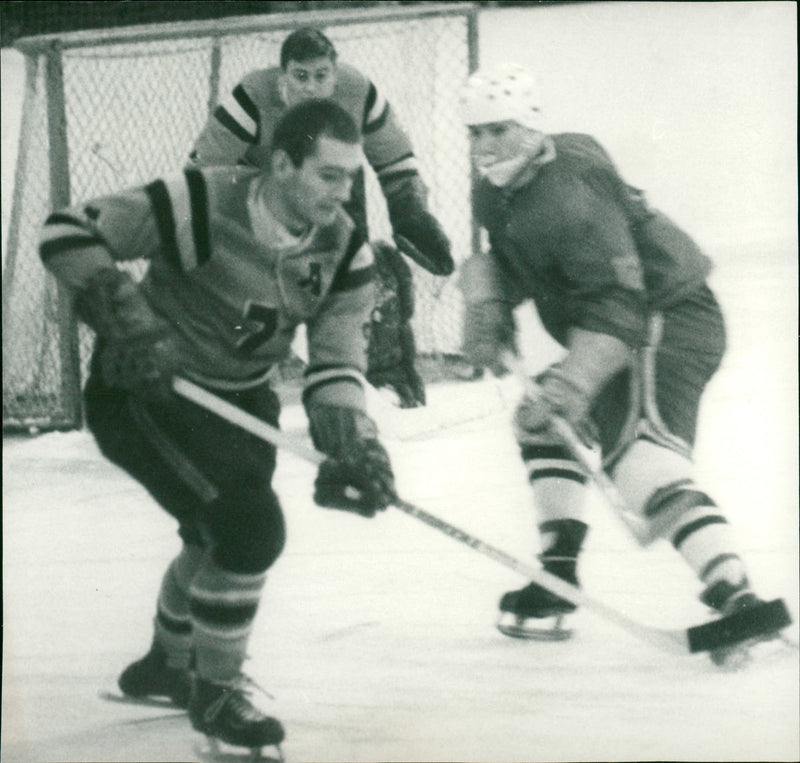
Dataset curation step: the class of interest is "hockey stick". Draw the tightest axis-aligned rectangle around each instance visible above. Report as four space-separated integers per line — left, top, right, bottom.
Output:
171 376 791 656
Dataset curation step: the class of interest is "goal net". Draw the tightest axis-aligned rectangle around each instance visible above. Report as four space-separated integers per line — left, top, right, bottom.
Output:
3 4 477 431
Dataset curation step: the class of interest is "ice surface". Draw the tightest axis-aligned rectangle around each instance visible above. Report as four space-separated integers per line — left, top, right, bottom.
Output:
3 248 798 762
3 4 798 762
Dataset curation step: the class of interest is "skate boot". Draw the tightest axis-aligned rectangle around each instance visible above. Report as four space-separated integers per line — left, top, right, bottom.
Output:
118 641 192 708
189 674 285 758
497 519 586 640
701 579 785 669
497 571 578 640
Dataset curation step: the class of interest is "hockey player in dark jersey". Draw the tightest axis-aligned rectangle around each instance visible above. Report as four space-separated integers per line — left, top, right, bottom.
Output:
457 64 785 653
39 100 397 754
189 26 453 278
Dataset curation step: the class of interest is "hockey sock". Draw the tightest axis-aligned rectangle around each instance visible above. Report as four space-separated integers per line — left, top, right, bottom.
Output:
669 503 748 591
154 544 206 669
522 444 589 524
539 518 589 582
189 555 267 682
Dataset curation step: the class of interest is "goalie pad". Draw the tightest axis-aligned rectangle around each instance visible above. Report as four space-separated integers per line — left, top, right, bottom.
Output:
366 241 425 408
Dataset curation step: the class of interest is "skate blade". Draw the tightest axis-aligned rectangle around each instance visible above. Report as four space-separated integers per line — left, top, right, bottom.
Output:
497 612 573 641
99 690 185 710
194 736 283 763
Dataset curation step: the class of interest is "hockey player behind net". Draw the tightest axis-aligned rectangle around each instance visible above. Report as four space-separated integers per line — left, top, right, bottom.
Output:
39 100 399 756
189 26 453 279
457 64 789 661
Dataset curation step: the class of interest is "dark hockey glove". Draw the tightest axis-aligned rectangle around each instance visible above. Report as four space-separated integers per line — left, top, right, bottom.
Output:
76 268 181 404
369 370 425 409
403 364 426 408
514 365 598 445
308 405 397 517
398 323 425 407
387 194 454 276
462 300 516 377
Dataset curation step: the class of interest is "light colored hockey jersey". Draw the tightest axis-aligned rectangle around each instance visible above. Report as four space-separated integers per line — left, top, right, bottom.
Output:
189 63 421 203
40 166 375 410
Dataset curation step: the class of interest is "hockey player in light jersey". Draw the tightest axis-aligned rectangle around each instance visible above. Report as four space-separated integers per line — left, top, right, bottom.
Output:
457 64 787 657
39 100 397 754
189 26 453 279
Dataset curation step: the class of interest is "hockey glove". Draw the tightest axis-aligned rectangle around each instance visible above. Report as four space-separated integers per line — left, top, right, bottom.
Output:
76 268 182 404
369 369 425 409
514 365 598 446
462 300 516 377
308 405 397 517
398 323 425 407
387 194 454 276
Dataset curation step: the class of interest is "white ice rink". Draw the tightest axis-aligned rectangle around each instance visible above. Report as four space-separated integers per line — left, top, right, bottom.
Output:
3 3 798 762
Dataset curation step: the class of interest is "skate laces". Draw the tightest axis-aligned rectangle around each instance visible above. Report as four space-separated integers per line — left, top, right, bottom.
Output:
203 675 274 725
235 672 275 702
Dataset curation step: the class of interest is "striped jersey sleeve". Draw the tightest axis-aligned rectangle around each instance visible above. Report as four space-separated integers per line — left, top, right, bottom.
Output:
39 168 217 290
188 70 275 168
359 78 422 197
302 233 376 413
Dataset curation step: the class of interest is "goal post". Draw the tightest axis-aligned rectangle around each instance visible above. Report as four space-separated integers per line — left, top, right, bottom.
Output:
2 3 479 432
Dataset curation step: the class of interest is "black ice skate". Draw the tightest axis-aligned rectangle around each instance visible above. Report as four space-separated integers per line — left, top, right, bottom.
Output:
498 519 586 641
497 574 578 641
701 579 788 669
189 674 285 759
118 641 192 708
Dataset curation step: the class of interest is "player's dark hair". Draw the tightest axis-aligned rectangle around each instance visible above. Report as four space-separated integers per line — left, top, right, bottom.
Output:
280 27 337 69
272 99 360 167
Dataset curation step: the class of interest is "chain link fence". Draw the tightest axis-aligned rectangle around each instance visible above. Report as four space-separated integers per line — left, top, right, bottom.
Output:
3 4 478 431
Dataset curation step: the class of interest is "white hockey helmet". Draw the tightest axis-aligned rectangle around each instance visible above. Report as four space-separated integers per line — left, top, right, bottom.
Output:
459 63 543 131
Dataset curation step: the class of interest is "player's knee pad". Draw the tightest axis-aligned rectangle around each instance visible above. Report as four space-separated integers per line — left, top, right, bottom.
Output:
210 488 286 575
519 442 588 524
610 438 715 543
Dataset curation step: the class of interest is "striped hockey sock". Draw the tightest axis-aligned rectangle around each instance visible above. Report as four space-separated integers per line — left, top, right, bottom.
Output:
154 544 205 669
669 503 749 601
189 556 267 681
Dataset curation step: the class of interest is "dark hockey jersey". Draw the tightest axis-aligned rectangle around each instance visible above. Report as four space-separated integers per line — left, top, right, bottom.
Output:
471 133 712 348
189 63 421 203
39 166 375 410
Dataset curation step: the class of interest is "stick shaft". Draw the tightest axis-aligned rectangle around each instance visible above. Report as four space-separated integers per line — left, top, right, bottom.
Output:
172 375 687 654
172 377 323 465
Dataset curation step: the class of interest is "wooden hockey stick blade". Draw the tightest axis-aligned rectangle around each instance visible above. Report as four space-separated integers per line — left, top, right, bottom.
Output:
686 599 792 653
172 376 773 657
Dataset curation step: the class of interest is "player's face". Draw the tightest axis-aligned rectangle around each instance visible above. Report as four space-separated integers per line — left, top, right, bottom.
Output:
468 120 543 170
283 135 363 227
283 57 337 104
